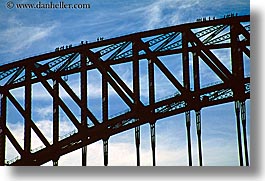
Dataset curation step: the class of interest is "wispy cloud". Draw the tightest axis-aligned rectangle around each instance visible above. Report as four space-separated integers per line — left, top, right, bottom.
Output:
126 0 200 30
0 16 57 55
34 105 53 119
125 0 249 31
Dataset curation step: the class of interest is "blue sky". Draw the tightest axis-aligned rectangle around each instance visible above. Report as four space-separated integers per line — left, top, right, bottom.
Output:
0 0 250 166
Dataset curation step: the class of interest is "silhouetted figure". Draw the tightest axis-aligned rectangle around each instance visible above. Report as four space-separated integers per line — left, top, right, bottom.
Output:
97 37 104 41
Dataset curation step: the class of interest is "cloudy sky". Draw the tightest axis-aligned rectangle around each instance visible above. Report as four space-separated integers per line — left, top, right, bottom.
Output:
0 0 250 166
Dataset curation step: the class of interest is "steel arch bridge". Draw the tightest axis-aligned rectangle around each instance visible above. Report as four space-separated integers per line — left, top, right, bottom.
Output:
0 15 250 166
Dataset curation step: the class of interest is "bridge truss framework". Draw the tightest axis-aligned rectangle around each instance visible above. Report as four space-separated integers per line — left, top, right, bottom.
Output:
0 15 250 166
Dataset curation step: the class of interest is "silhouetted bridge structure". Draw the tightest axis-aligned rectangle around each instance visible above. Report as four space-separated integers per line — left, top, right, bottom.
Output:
0 15 250 166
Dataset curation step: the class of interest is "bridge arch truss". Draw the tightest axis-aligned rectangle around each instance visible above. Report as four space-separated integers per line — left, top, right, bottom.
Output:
0 15 250 166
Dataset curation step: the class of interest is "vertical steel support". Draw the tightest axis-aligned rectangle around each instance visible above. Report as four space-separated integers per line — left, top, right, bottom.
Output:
53 160 59 167
133 41 141 166
24 65 31 159
81 53 87 166
185 112 192 166
0 94 6 166
241 101 249 166
135 126 140 166
53 79 59 166
196 111 202 166
235 101 243 166
81 143 87 166
150 123 156 166
182 31 192 166
148 57 156 166
103 139 108 166
102 71 109 166
193 51 203 166
193 51 200 92
231 23 245 166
